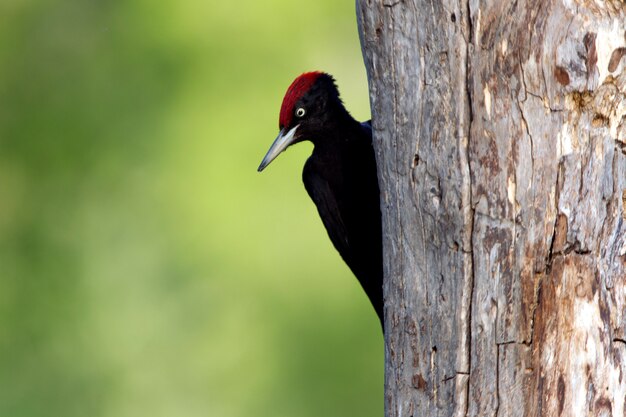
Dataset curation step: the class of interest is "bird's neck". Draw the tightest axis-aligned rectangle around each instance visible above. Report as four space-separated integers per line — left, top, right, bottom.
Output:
311 105 362 152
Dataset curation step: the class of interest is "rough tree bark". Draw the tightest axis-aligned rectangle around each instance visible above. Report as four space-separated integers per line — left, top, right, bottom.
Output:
357 1 626 416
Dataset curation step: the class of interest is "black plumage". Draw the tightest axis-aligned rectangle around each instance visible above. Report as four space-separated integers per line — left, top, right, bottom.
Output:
258 72 383 328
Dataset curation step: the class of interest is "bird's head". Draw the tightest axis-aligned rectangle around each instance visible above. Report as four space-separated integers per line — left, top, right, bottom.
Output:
258 71 341 172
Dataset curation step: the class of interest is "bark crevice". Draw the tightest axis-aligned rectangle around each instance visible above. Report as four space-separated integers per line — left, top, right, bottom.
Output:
462 2 475 417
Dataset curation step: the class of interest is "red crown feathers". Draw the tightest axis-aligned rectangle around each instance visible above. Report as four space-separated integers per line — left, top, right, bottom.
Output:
278 71 324 129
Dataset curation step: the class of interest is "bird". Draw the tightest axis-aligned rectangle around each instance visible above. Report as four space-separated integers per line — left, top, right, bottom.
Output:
258 71 383 329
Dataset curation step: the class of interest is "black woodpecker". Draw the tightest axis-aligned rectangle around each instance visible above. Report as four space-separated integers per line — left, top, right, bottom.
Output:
258 71 383 329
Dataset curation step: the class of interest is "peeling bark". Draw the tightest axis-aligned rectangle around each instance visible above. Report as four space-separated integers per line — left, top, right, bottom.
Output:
357 0 626 416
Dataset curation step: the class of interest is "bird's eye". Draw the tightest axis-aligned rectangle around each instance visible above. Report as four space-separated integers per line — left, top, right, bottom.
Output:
295 108 306 117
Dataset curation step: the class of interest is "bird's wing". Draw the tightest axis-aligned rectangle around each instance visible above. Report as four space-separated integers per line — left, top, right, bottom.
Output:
302 161 352 264
361 121 373 145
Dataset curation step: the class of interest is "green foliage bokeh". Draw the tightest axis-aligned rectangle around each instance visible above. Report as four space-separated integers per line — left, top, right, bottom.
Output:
0 1 382 416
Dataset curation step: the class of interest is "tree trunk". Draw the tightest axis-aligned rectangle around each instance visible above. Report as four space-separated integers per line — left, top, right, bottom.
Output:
357 1 626 416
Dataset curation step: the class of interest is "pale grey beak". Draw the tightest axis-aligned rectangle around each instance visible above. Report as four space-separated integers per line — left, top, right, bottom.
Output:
257 125 299 172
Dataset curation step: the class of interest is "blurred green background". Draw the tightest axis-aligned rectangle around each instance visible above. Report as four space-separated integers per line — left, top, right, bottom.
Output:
0 1 382 416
